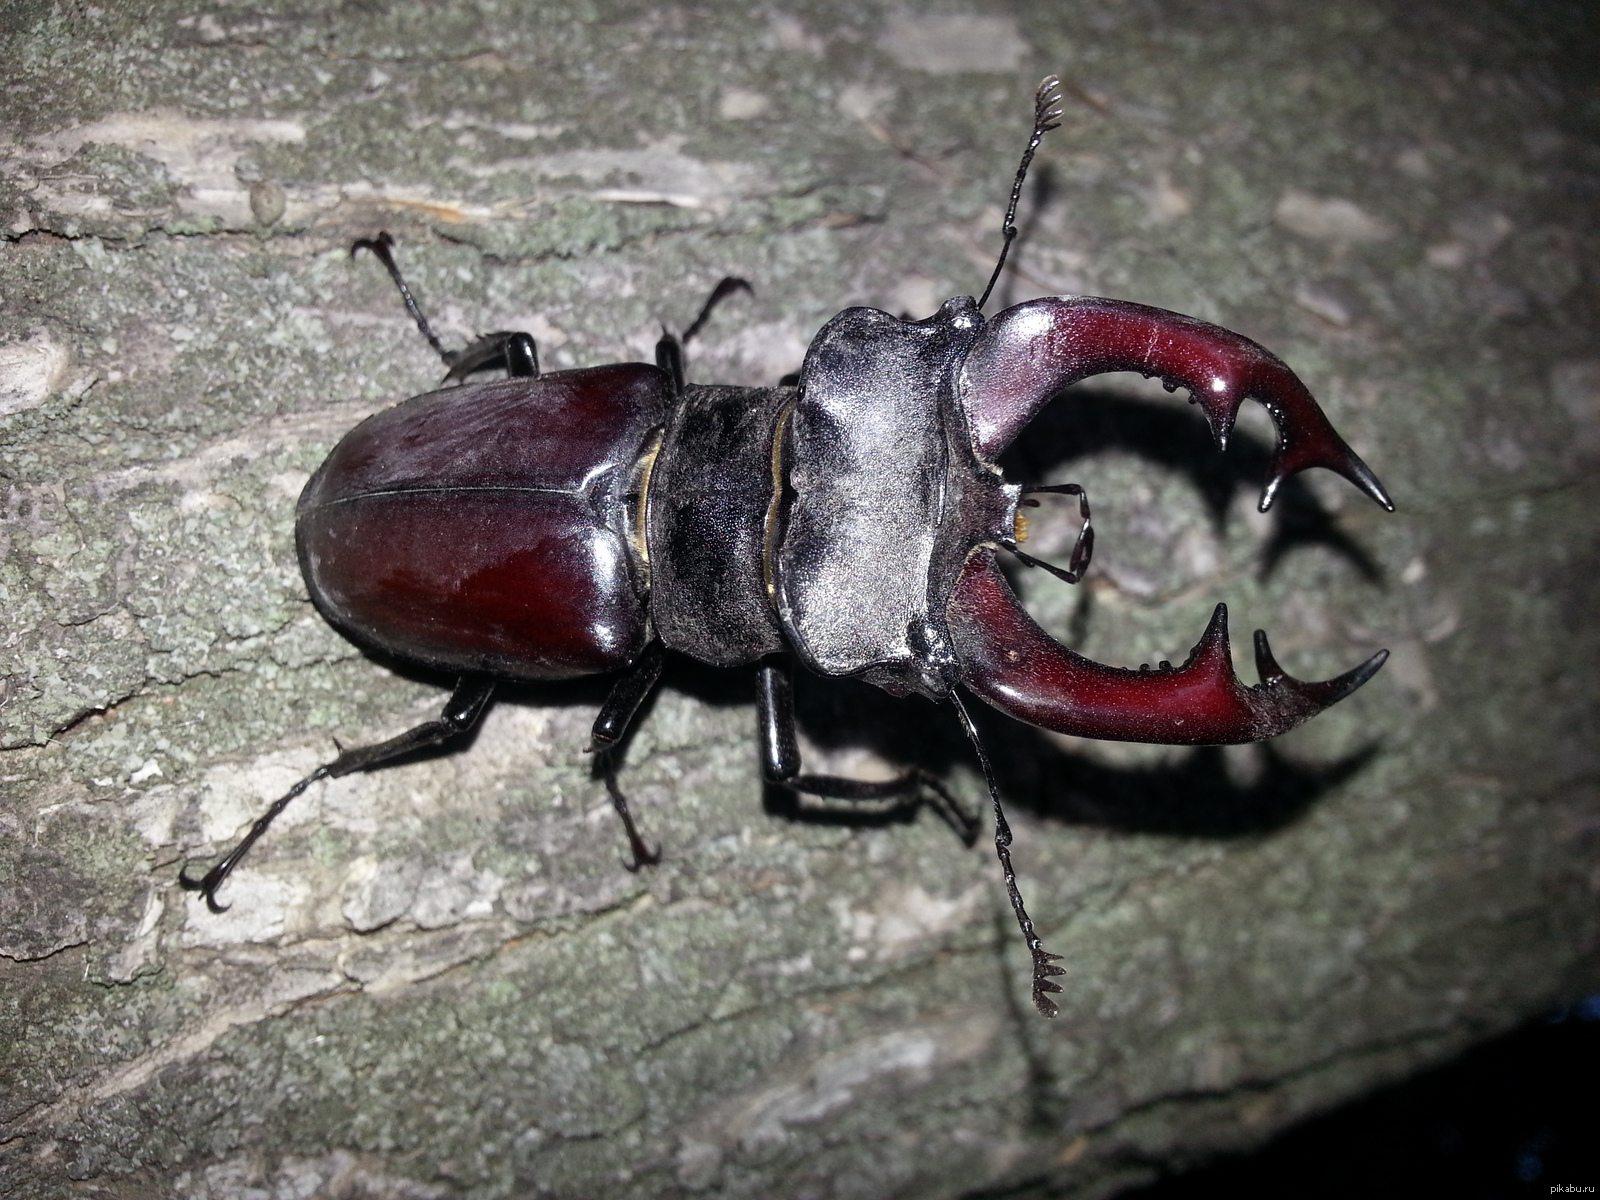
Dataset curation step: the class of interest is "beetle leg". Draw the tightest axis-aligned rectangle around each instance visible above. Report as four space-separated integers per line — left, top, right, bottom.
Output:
353 232 452 364
444 331 540 382
947 551 1387 745
760 654 1057 1013
755 657 802 780
1009 482 1094 584
756 656 978 844
590 641 667 869
960 296 1394 514
681 277 753 345
947 687 1065 1018
656 277 755 394
178 676 496 913
354 232 542 383
591 641 666 750
599 764 661 871
655 330 687 394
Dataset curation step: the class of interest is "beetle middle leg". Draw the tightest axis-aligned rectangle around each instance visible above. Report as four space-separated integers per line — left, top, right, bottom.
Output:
590 640 667 869
756 656 979 844
654 276 753 393
179 675 496 913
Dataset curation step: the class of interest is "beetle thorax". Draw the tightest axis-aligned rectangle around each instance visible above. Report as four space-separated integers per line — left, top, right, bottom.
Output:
642 297 1019 698
774 296 1018 699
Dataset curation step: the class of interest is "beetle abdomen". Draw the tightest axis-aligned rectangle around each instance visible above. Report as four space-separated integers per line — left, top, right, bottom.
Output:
297 364 669 681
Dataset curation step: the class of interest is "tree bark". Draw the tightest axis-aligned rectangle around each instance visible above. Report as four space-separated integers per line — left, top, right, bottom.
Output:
2 1 1597 1197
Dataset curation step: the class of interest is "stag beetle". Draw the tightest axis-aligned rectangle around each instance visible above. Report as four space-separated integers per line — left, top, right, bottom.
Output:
182 78 1393 1016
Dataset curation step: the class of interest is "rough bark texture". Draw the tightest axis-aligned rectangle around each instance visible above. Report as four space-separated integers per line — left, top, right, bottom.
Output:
2 2 1597 1197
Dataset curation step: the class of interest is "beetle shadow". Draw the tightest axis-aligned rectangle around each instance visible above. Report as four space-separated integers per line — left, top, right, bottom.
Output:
997 385 1384 583
733 665 1378 840
970 705 1380 837
343 637 1375 844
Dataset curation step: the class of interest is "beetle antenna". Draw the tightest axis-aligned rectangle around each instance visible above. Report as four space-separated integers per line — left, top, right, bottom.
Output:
948 687 1065 1018
977 76 1064 313
353 232 453 366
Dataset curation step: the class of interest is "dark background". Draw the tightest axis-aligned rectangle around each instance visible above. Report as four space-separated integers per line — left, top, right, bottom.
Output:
1130 997 1600 1197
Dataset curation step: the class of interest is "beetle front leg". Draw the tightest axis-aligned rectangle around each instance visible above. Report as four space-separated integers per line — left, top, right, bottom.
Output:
179 675 496 912
755 657 978 843
1010 482 1094 585
947 688 1066 1019
590 641 667 869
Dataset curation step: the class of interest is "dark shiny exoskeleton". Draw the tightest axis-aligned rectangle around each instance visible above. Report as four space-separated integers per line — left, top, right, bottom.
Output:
183 79 1394 1016
299 364 667 682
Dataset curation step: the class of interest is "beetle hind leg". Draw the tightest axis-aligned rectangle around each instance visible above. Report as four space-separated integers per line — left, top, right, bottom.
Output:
354 232 541 383
445 331 539 382
178 676 496 913
353 232 452 364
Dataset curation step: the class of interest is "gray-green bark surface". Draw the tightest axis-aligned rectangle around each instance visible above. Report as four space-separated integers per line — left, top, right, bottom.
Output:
2 1 1597 1197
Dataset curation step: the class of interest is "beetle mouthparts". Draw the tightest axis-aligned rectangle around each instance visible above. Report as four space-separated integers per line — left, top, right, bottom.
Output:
946 552 1388 745
958 296 1395 515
